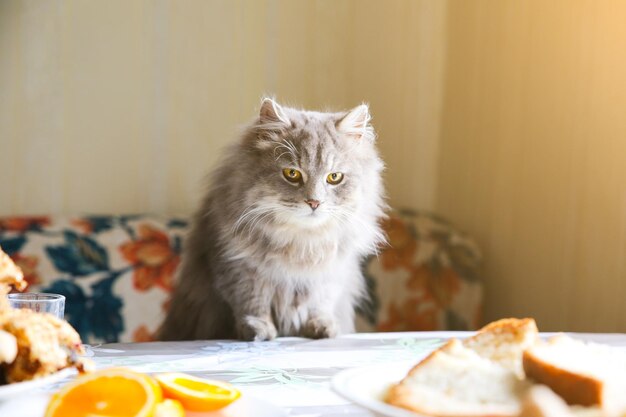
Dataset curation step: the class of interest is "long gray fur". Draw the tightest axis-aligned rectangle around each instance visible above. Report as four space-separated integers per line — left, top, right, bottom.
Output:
159 98 386 341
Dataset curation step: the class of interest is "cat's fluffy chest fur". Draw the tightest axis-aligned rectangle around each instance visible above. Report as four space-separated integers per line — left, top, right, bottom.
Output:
159 99 386 341
221 215 363 336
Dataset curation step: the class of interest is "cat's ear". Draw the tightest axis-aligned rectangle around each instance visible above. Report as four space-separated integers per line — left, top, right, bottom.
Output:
337 104 372 140
259 98 290 126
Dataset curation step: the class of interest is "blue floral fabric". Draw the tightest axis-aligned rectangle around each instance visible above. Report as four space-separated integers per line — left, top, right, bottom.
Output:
0 215 187 344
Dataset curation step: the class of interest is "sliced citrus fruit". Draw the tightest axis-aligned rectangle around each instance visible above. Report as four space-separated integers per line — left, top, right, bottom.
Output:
45 368 162 417
155 399 185 417
155 372 241 412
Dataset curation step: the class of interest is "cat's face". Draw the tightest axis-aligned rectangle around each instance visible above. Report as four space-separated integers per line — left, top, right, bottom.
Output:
244 99 384 229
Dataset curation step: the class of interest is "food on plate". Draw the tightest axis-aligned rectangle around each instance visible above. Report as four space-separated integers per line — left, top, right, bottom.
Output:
44 368 164 417
524 335 626 413
386 318 537 416
44 368 240 416
2 307 86 382
155 372 242 412
0 246 86 383
518 385 577 417
518 385 608 417
463 317 539 377
386 318 626 417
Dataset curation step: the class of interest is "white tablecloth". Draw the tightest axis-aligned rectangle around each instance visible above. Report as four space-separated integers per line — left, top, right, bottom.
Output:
41 332 626 416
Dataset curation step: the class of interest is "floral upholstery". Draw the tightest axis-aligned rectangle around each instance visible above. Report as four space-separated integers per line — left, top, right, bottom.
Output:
0 211 482 343
0 215 184 344
357 210 483 332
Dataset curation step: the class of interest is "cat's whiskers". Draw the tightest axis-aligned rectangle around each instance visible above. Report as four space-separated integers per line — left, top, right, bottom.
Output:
235 202 289 236
282 138 299 158
274 151 291 162
232 204 268 234
273 139 299 164
245 208 276 234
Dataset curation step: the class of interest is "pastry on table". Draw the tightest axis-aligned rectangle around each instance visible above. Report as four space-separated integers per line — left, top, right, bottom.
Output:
0 246 87 384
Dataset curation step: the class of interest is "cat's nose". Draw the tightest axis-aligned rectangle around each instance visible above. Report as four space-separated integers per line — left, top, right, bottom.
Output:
305 199 321 211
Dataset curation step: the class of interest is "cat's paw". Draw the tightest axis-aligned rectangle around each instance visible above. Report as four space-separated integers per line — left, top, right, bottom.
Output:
302 316 339 339
238 315 278 341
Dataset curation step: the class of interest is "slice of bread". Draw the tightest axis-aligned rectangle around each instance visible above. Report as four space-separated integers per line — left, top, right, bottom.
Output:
519 385 606 417
386 318 539 417
387 339 532 417
464 318 539 377
523 335 626 415
519 386 575 417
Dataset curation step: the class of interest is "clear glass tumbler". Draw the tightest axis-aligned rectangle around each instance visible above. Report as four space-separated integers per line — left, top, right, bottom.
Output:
7 293 66 319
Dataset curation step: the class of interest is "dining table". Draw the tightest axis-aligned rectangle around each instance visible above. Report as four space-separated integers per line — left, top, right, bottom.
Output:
5 331 626 417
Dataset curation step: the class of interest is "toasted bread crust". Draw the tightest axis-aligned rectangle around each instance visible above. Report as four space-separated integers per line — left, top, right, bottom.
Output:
523 350 604 407
471 318 538 339
398 318 537 381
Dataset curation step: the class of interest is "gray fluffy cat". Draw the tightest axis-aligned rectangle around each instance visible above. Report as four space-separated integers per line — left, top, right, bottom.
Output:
159 98 386 341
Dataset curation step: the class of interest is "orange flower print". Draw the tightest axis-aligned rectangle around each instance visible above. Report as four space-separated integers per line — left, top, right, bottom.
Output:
132 325 156 342
119 224 180 292
428 267 462 308
406 265 430 291
379 216 418 271
407 264 461 308
0 216 50 232
71 218 94 234
9 254 41 291
378 298 440 332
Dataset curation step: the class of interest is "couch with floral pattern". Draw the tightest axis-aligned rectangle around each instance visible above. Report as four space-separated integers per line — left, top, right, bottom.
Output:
0 211 482 344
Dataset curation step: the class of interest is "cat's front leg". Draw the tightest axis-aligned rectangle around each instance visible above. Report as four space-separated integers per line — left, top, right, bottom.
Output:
302 310 340 339
223 276 277 342
237 314 277 342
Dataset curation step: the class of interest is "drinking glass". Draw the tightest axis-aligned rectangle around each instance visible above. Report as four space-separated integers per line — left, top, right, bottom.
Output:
7 293 66 319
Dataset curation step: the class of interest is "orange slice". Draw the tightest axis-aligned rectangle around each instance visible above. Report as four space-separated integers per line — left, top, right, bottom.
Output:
45 368 162 417
155 399 185 417
155 372 241 412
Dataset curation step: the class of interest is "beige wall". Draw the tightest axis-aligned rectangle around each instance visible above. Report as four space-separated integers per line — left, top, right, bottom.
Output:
0 0 444 215
2 1 625 332
436 1 626 332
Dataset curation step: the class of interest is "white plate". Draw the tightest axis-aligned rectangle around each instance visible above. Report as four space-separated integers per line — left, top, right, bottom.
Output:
332 360 425 417
0 368 75 402
0 392 286 417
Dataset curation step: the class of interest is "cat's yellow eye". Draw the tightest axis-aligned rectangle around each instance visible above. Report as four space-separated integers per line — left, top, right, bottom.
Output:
282 168 302 183
326 172 344 185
